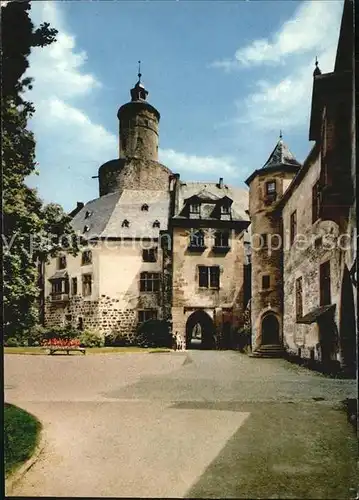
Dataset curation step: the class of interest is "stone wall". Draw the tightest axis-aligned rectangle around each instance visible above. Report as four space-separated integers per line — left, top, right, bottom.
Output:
119 104 159 161
44 239 163 343
282 150 345 363
99 157 172 197
248 169 297 350
171 226 246 344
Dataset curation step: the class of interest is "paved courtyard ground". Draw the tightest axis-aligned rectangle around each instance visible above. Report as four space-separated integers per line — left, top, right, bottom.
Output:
4 351 357 498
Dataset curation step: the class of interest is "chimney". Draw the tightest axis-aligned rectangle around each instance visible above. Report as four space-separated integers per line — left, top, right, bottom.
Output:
77 202 84 209
218 177 223 189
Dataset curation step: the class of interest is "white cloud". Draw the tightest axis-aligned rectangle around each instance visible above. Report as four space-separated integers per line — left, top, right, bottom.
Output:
25 2 238 210
159 149 237 176
216 1 343 132
211 1 343 70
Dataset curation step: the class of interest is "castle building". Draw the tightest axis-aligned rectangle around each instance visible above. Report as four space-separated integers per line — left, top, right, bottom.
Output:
43 0 355 371
43 70 249 347
245 0 356 374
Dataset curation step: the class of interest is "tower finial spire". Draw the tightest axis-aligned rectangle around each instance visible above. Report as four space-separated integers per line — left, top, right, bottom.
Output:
279 129 282 140
313 56 321 76
138 60 142 82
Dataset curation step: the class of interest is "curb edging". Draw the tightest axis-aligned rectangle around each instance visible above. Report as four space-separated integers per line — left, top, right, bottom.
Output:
5 429 47 496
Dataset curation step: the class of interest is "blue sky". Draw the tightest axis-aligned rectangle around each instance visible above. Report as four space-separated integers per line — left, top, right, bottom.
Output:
25 0 343 211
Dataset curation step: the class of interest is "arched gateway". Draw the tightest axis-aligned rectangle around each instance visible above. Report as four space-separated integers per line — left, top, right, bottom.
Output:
185 310 215 350
261 313 280 345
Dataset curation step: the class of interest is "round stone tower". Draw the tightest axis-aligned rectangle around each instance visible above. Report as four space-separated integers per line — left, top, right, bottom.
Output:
245 134 301 356
98 66 172 196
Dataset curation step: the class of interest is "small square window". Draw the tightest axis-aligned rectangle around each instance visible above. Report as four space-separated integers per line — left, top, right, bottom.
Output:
58 255 66 269
262 275 270 289
142 248 157 262
266 181 276 194
221 204 231 215
81 250 92 265
190 204 200 214
138 309 157 323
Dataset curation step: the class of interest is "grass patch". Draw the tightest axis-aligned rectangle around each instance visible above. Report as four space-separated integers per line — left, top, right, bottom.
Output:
4 346 172 355
4 403 41 476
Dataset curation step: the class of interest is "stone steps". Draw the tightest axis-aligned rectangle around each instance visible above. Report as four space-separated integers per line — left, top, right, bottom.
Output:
250 344 285 358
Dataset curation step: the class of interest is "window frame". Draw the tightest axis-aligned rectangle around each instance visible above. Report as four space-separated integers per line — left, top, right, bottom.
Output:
142 247 157 263
198 265 220 290
266 180 277 195
295 276 303 319
81 249 92 266
139 272 161 292
319 261 331 306
82 273 92 297
262 275 270 290
189 229 205 249
189 203 200 214
138 309 158 323
58 255 67 270
312 180 321 224
214 230 230 249
290 210 297 246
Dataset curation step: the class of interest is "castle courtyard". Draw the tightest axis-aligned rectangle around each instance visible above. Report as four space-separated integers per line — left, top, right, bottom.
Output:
5 351 357 498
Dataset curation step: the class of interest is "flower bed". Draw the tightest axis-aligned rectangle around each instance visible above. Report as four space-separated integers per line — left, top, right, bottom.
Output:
41 338 81 348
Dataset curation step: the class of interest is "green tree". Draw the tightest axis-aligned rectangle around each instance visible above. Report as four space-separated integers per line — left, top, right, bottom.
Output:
2 1 77 340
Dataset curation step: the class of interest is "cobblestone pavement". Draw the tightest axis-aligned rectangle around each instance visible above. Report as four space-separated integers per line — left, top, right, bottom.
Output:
5 351 357 498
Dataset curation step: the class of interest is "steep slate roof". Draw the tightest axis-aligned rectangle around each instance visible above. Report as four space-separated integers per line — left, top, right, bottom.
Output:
175 181 249 221
71 189 170 239
245 137 301 185
262 138 301 170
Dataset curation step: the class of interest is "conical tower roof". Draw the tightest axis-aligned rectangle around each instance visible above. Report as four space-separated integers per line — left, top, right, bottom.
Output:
262 136 301 170
245 134 301 186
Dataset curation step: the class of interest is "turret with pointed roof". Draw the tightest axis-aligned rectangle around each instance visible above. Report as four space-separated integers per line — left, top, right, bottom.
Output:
245 134 301 186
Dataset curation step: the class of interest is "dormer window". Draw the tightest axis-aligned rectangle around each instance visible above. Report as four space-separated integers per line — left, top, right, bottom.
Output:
190 204 200 214
221 205 231 215
83 225 90 233
84 210 92 219
122 219 130 228
153 220 160 228
141 204 149 211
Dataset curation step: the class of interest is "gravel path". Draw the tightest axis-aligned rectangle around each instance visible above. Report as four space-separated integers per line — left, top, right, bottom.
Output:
5 351 357 498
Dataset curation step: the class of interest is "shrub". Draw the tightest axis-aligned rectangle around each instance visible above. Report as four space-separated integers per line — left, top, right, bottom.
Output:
136 319 171 348
44 326 78 341
78 329 104 348
5 337 20 347
105 331 130 347
236 327 252 353
27 325 47 346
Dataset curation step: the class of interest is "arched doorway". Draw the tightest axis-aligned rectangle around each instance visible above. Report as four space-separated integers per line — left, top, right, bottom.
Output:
339 265 356 375
261 314 280 345
186 310 215 350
